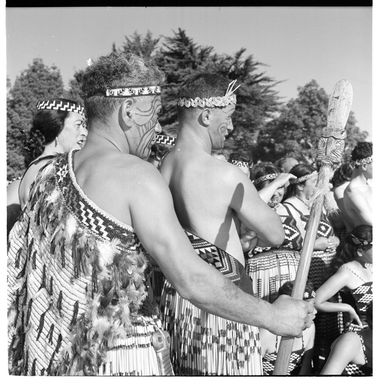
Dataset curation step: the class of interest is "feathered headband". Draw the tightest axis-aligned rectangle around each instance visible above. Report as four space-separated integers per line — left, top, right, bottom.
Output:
289 171 317 185
352 156 372 167
177 80 241 108
253 173 278 187
36 99 85 117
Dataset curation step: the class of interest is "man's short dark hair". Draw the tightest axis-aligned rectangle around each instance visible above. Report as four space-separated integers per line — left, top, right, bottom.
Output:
81 52 164 125
180 72 230 101
351 141 372 162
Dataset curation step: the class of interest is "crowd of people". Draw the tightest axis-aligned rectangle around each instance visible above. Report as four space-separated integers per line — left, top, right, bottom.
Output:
7 51 372 376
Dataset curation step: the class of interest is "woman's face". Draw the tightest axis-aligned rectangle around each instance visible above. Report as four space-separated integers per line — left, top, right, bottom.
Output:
302 173 318 199
57 112 87 152
269 186 285 208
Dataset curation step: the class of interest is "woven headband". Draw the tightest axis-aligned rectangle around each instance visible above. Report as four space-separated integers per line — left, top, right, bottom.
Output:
254 173 278 186
36 100 85 116
178 79 240 108
352 156 372 167
105 85 161 97
154 134 176 146
231 160 250 168
289 171 317 185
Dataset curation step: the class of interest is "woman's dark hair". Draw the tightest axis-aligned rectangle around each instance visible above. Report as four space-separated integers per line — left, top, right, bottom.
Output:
250 162 280 190
277 279 315 300
23 98 77 166
331 163 353 188
283 163 315 200
331 225 372 272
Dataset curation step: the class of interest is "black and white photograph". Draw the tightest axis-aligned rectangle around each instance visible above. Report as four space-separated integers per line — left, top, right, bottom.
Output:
3 2 376 379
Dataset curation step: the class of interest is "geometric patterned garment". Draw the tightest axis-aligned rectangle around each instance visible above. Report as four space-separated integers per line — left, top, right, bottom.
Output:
8 150 168 376
160 231 262 375
246 200 339 371
341 279 373 376
342 325 372 376
276 201 334 251
262 335 305 376
245 249 300 303
349 281 372 325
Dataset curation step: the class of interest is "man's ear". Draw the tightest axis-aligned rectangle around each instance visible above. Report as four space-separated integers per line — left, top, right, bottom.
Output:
200 109 211 127
118 98 134 131
122 98 134 121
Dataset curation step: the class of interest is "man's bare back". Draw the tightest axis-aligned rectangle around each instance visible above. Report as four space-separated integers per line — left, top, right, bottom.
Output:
161 147 247 264
343 179 372 231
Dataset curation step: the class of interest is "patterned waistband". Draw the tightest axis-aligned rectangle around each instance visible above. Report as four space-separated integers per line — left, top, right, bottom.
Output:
185 230 253 295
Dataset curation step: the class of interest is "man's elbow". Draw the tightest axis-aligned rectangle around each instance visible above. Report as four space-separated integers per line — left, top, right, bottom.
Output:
173 271 213 306
266 226 285 247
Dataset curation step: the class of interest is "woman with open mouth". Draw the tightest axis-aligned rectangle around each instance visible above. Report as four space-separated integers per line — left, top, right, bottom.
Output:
7 98 87 234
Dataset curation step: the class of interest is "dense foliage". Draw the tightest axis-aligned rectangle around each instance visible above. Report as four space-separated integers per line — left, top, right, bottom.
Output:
7 31 368 179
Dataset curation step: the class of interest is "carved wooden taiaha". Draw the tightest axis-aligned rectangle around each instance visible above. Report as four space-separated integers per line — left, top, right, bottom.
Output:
273 79 353 375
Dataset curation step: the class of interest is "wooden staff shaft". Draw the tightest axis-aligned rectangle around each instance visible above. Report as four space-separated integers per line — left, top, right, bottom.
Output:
273 166 330 375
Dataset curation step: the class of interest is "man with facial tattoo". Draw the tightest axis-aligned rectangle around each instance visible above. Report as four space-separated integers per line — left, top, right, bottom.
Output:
8 54 313 376
159 73 316 375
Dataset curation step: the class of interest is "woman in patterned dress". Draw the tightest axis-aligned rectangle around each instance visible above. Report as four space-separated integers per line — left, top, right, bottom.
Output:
246 163 341 370
7 99 87 235
316 225 372 375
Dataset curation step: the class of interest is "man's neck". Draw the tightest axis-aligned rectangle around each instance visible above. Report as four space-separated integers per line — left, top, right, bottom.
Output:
352 168 369 184
176 121 212 154
86 122 130 154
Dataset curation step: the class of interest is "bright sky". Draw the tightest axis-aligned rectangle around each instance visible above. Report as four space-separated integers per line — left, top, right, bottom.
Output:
6 6 372 136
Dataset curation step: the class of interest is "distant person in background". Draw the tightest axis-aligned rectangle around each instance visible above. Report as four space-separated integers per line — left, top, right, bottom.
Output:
329 162 354 240
343 142 372 232
241 162 295 253
275 155 299 173
228 152 251 178
7 99 87 235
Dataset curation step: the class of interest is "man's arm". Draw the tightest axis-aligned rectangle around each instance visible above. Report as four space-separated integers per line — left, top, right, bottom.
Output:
227 167 285 247
345 188 372 226
129 165 312 337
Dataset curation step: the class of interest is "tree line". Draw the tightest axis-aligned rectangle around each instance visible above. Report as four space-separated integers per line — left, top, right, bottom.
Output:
7 29 368 180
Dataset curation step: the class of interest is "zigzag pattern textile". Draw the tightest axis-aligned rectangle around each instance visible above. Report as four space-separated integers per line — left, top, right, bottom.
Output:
36 100 85 116
160 231 262 375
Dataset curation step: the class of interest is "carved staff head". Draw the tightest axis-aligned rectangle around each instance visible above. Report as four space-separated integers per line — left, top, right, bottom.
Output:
316 79 353 168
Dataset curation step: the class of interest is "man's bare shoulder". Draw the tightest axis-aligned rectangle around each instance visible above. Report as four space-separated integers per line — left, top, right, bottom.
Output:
112 153 166 189
207 156 248 185
344 180 370 200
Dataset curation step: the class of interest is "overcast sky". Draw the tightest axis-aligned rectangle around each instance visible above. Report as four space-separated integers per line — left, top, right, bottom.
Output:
6 6 372 135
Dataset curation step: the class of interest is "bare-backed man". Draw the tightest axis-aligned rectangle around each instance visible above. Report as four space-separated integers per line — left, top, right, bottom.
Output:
8 55 312 376
160 73 315 375
343 141 372 231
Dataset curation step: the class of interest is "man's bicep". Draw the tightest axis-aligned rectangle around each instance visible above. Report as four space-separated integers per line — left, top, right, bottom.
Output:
348 193 372 223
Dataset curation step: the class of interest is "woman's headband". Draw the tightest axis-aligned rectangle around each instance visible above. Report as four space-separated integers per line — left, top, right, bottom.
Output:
289 171 317 185
253 173 278 187
36 100 85 117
